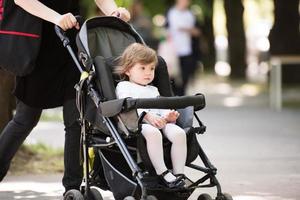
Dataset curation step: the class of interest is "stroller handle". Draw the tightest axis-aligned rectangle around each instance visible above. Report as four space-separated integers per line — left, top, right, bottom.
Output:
54 25 69 47
54 16 84 73
54 16 83 47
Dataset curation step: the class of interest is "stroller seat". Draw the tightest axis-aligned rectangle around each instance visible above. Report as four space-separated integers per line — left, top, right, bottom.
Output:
93 53 205 170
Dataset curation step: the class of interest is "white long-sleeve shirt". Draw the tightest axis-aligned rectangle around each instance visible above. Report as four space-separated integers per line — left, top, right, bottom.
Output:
115 81 170 117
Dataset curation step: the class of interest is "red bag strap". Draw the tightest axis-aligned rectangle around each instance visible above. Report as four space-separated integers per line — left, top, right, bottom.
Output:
0 0 3 21
0 30 40 38
0 0 40 38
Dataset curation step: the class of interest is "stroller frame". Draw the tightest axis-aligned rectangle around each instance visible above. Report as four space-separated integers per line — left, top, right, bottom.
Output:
55 16 232 200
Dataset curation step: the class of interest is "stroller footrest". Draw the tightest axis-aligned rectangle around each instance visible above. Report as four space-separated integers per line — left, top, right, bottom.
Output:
191 126 206 134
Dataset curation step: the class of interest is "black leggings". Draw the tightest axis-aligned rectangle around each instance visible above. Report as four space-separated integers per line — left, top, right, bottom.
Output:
0 99 82 191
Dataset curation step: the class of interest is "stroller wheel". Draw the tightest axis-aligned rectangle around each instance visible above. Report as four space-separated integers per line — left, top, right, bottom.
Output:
123 196 136 200
146 195 158 200
64 189 84 200
89 186 103 200
216 193 233 200
197 193 213 200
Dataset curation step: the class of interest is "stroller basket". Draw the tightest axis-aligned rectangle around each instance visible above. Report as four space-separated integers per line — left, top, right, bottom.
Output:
99 150 138 200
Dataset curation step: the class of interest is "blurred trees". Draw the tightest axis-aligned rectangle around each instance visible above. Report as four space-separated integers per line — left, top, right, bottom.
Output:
200 0 216 71
143 0 170 15
79 0 96 18
224 0 247 79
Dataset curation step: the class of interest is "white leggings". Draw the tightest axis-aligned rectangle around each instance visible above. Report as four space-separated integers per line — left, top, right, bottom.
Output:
141 123 187 175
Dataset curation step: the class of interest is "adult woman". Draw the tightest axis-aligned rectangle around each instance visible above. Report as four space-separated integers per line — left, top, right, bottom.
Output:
0 0 130 194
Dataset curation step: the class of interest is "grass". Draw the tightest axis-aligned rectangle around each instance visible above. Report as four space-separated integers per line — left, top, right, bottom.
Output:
40 109 63 122
8 143 64 175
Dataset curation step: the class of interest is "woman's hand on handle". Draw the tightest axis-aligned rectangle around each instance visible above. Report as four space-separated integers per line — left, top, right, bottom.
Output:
111 7 131 22
56 13 80 31
95 0 131 22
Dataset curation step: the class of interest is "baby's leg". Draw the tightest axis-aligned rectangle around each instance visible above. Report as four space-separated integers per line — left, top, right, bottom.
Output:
141 124 176 182
163 123 187 174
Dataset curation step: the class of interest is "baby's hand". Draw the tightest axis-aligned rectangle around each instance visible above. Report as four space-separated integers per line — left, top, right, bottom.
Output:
144 113 166 129
164 110 180 123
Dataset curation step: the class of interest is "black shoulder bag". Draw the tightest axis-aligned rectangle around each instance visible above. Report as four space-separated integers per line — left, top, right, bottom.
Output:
0 0 42 76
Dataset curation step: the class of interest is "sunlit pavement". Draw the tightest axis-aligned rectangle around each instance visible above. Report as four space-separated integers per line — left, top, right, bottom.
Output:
1 77 300 200
0 180 64 200
0 174 114 200
0 182 114 200
1 173 299 200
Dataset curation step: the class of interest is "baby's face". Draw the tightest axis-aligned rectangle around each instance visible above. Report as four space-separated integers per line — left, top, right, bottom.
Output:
125 62 156 86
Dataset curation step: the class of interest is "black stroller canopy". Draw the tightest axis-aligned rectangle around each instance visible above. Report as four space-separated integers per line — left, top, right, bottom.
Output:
77 16 144 59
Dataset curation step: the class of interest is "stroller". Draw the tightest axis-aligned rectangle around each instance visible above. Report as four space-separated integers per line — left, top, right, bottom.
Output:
55 16 233 200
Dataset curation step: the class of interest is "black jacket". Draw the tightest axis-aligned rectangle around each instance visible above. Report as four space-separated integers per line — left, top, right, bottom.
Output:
14 0 80 109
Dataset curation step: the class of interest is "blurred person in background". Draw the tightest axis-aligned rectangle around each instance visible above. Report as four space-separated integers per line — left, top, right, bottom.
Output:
129 0 158 50
167 0 201 95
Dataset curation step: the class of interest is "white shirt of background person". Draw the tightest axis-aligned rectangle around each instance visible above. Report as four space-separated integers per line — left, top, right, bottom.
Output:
167 7 195 56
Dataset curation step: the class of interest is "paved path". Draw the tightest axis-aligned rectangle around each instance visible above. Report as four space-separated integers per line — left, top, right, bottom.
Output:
25 121 64 148
0 174 115 200
189 107 300 200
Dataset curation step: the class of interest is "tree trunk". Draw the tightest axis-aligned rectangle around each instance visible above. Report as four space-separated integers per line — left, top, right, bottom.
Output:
224 0 247 79
0 70 15 133
268 0 300 83
201 0 216 71
269 0 300 54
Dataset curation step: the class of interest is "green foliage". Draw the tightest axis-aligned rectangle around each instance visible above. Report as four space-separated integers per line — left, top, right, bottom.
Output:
24 143 63 156
114 0 132 7
80 0 97 17
194 0 213 18
10 144 64 175
143 0 170 16
40 109 63 122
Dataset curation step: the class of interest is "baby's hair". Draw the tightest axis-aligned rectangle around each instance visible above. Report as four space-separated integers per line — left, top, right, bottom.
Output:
114 43 158 80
